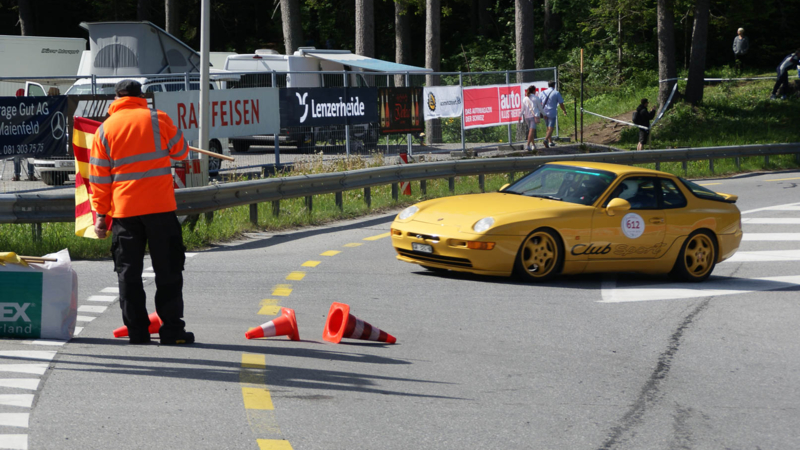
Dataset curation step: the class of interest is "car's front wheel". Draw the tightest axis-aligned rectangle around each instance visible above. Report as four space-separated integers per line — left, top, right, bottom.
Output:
670 230 717 282
514 228 564 282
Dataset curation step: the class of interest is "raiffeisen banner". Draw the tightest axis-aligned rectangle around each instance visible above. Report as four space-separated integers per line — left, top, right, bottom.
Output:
463 82 547 129
279 87 378 127
154 88 280 140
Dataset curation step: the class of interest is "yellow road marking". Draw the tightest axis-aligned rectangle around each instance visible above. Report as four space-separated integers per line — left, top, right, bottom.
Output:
698 183 722 186
767 177 800 182
242 354 266 369
285 271 306 281
301 260 321 267
242 387 274 410
271 285 292 296
363 232 391 241
258 439 294 450
320 250 341 256
343 243 362 247
260 299 279 306
258 305 281 315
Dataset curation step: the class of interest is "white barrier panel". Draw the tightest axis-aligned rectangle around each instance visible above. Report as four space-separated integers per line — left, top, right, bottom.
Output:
154 87 279 140
423 86 463 120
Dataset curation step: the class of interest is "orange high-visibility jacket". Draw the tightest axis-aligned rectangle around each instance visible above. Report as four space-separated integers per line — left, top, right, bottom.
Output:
90 97 188 218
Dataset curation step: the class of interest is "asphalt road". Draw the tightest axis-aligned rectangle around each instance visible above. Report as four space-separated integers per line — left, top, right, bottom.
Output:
2 169 800 450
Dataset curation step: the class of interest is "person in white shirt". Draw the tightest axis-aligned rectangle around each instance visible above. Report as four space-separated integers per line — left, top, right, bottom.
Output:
518 85 544 151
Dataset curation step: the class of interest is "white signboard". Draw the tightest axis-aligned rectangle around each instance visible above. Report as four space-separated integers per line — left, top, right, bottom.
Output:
154 87 279 140
423 86 463 120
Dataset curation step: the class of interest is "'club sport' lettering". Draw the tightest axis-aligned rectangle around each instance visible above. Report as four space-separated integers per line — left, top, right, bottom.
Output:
0 303 32 322
571 243 612 255
613 243 665 256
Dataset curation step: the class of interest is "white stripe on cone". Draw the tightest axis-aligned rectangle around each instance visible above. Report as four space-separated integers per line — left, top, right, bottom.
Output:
260 322 278 338
350 319 365 338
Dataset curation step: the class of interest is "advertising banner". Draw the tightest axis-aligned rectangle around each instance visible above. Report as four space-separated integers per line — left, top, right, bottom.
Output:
378 87 424 135
155 88 279 140
0 95 69 158
422 86 463 120
279 87 378 128
463 82 548 129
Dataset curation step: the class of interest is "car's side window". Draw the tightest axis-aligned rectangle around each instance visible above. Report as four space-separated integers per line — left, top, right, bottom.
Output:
145 84 163 93
605 177 659 209
660 179 688 209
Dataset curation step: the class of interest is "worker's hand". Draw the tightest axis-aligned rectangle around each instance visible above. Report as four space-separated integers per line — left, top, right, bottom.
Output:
95 216 108 239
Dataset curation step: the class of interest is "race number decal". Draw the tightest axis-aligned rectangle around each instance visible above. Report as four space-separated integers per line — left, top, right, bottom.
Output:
621 213 645 239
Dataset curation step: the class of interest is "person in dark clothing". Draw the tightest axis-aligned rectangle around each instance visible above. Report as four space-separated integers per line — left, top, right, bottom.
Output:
732 28 750 73
634 98 657 151
771 50 800 100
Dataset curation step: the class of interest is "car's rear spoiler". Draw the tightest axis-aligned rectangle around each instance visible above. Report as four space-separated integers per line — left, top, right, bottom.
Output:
717 192 738 203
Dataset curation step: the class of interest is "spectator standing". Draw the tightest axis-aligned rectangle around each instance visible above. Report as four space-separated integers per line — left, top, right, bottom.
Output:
11 156 35 181
633 98 657 151
732 28 750 73
538 81 568 148
771 50 800 100
90 80 194 345
518 85 544 151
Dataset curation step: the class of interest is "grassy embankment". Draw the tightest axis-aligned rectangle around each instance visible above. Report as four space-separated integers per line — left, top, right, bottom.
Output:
2 73 799 260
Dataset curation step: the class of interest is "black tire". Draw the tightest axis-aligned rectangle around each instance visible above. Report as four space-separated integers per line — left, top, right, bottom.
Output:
513 228 564 282
208 140 223 176
232 140 250 153
670 230 718 282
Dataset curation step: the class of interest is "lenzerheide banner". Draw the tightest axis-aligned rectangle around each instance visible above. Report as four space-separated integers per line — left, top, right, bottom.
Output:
280 88 378 128
423 86 463 120
0 96 69 158
378 87 424 135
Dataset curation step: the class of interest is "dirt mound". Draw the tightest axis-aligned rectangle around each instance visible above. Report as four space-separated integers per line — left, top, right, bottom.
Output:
580 111 636 145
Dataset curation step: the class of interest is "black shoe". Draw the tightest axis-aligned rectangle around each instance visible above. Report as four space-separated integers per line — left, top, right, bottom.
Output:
129 334 152 345
160 331 195 345
549 141 557 147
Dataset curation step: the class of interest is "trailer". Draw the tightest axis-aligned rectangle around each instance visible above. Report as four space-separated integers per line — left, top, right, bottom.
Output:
0 35 86 97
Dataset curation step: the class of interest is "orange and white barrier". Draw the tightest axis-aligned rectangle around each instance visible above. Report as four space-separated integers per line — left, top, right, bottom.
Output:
323 302 396 344
245 307 300 341
399 153 411 196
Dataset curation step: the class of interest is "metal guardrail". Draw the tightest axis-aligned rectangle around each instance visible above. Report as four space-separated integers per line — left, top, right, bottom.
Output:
1 143 798 224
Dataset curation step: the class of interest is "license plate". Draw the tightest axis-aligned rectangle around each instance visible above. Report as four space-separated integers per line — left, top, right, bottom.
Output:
412 243 433 253
56 160 73 168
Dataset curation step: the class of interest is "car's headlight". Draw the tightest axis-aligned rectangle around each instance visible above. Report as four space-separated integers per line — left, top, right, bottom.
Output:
398 205 419 220
473 217 495 233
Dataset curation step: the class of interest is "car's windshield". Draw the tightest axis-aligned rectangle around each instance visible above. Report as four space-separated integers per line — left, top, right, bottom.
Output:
504 165 617 205
65 84 117 95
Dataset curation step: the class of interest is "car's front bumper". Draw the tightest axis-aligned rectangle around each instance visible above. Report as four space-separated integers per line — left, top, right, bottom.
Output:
390 220 521 276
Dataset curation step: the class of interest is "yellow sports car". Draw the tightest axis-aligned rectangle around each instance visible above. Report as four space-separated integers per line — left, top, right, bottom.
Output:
390 161 742 282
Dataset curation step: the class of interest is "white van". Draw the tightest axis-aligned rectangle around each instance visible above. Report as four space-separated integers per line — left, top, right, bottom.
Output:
0 35 86 97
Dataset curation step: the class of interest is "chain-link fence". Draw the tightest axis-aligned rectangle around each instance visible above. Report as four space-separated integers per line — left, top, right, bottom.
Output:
1 67 560 192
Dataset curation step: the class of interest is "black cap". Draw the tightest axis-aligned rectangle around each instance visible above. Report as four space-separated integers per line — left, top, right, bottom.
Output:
115 79 142 97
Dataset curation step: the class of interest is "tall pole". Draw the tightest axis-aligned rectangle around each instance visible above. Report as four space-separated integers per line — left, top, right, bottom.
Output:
580 48 584 144
459 73 465 151
199 0 210 154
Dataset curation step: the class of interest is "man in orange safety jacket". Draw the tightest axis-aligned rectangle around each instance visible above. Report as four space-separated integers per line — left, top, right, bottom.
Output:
90 79 194 345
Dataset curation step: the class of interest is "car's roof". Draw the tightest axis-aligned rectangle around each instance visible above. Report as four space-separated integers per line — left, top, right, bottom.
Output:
546 161 669 176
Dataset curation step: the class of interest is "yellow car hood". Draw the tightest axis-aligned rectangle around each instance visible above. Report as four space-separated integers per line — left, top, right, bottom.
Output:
412 192 580 229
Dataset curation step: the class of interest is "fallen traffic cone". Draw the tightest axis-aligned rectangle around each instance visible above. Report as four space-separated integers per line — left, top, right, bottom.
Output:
113 312 162 338
323 302 396 344
245 307 300 341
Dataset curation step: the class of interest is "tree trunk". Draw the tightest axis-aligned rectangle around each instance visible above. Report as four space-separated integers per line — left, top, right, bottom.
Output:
18 0 35 36
137 0 150 21
685 0 710 105
656 0 677 110
516 0 535 83
356 0 374 57
425 0 441 144
280 0 304 55
543 0 552 49
166 0 179 37
617 11 622 77
478 0 490 37
395 0 411 87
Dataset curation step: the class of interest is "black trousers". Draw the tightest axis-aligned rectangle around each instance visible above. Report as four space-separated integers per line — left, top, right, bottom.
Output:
772 71 789 96
111 211 187 339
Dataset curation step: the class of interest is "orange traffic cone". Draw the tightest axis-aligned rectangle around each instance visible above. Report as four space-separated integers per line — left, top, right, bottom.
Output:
245 307 300 341
113 312 162 338
323 302 396 344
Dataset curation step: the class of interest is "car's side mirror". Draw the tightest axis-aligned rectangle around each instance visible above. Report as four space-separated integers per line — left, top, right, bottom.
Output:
606 198 631 216
499 183 510 192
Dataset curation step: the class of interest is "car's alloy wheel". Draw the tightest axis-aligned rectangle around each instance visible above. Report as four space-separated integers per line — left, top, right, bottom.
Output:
515 229 563 282
672 230 717 282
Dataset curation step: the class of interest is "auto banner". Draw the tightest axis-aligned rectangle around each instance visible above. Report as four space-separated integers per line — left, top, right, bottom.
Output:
154 87 279 140
463 82 548 129
378 87 424 135
422 86 463 120
0 95 69 158
279 87 378 128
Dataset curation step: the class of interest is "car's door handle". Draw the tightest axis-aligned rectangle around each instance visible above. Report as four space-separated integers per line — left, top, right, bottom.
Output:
649 217 665 224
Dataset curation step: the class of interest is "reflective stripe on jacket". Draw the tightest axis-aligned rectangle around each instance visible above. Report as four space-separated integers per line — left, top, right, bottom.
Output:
89 96 188 218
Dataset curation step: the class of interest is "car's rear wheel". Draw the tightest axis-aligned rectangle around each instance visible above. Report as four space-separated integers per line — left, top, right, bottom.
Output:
514 228 564 282
670 230 717 282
